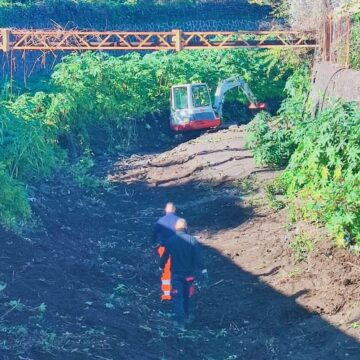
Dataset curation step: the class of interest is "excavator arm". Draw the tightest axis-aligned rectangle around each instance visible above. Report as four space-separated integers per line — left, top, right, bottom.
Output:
213 76 266 117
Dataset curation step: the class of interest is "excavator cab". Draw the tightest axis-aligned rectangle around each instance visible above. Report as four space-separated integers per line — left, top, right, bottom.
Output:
170 84 221 132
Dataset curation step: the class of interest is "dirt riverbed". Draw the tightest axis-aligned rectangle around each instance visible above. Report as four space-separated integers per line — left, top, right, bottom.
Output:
0 127 359 360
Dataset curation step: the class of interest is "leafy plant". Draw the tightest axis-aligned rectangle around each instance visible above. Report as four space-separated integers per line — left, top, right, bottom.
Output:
290 232 315 262
283 102 360 246
71 155 109 190
0 48 293 227
350 13 360 70
8 300 25 312
246 111 296 166
265 183 286 210
246 66 310 167
37 303 47 313
246 65 360 247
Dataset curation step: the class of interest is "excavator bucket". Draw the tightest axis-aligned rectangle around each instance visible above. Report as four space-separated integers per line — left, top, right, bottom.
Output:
248 102 267 110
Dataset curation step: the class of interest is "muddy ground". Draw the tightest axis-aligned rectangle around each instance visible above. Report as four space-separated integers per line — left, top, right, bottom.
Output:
0 127 359 360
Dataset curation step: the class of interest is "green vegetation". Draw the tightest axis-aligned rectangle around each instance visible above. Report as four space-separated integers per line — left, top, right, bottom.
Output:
246 67 360 247
246 66 310 167
350 13 360 70
290 231 315 262
0 49 290 229
283 102 360 247
265 181 286 211
0 98 60 229
71 156 109 190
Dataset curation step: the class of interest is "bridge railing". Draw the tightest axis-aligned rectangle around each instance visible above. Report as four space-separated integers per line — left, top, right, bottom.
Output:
0 29 317 52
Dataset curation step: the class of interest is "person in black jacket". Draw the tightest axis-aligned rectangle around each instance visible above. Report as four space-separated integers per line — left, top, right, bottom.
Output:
152 202 179 247
160 218 208 330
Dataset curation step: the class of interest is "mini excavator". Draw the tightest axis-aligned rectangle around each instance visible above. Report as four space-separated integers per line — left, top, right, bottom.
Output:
170 76 266 132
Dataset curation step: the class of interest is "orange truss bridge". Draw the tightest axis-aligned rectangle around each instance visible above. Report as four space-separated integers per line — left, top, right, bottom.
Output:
0 29 318 52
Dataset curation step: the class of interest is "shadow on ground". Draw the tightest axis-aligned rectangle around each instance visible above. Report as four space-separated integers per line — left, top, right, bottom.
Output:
0 169 359 360
101 178 360 360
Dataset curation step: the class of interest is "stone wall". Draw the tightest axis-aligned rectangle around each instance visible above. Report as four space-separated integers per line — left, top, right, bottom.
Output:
0 1 271 30
310 62 360 113
0 1 273 82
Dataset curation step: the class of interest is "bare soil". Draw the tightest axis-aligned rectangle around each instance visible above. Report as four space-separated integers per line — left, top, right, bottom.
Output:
0 127 359 360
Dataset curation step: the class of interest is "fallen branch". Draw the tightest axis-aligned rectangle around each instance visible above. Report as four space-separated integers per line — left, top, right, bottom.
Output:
0 304 18 321
209 279 224 288
117 216 158 223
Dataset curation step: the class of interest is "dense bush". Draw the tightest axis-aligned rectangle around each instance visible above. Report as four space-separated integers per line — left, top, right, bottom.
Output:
245 112 295 166
0 164 31 229
0 102 60 228
283 102 360 247
246 66 310 166
0 49 291 228
41 50 289 152
350 13 360 70
246 67 360 246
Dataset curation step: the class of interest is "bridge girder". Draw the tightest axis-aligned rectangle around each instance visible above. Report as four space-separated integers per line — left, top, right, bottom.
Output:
0 29 318 53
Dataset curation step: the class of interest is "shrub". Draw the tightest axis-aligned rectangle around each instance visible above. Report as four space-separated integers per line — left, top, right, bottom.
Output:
283 102 360 246
0 97 60 229
246 66 360 247
245 111 295 166
350 13 360 70
290 231 315 262
0 164 30 229
245 66 310 167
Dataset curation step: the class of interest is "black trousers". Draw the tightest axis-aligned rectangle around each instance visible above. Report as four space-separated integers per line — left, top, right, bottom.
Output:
171 275 192 324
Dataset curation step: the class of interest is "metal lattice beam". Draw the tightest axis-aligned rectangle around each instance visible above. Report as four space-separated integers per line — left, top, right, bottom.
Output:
0 29 318 52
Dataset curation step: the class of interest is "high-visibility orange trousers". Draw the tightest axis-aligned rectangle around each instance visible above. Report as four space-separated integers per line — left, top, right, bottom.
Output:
158 246 172 301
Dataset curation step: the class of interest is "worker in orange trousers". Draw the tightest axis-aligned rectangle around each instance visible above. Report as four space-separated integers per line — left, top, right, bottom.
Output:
160 218 208 330
152 202 179 301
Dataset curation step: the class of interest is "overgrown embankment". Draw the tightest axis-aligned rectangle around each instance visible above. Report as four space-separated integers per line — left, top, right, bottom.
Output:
243 3 360 249
0 49 292 228
246 65 360 247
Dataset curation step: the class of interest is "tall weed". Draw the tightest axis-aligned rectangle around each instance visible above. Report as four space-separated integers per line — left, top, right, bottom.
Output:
0 49 292 227
246 67 360 246
283 102 360 246
0 98 60 229
48 50 289 153
246 66 310 167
